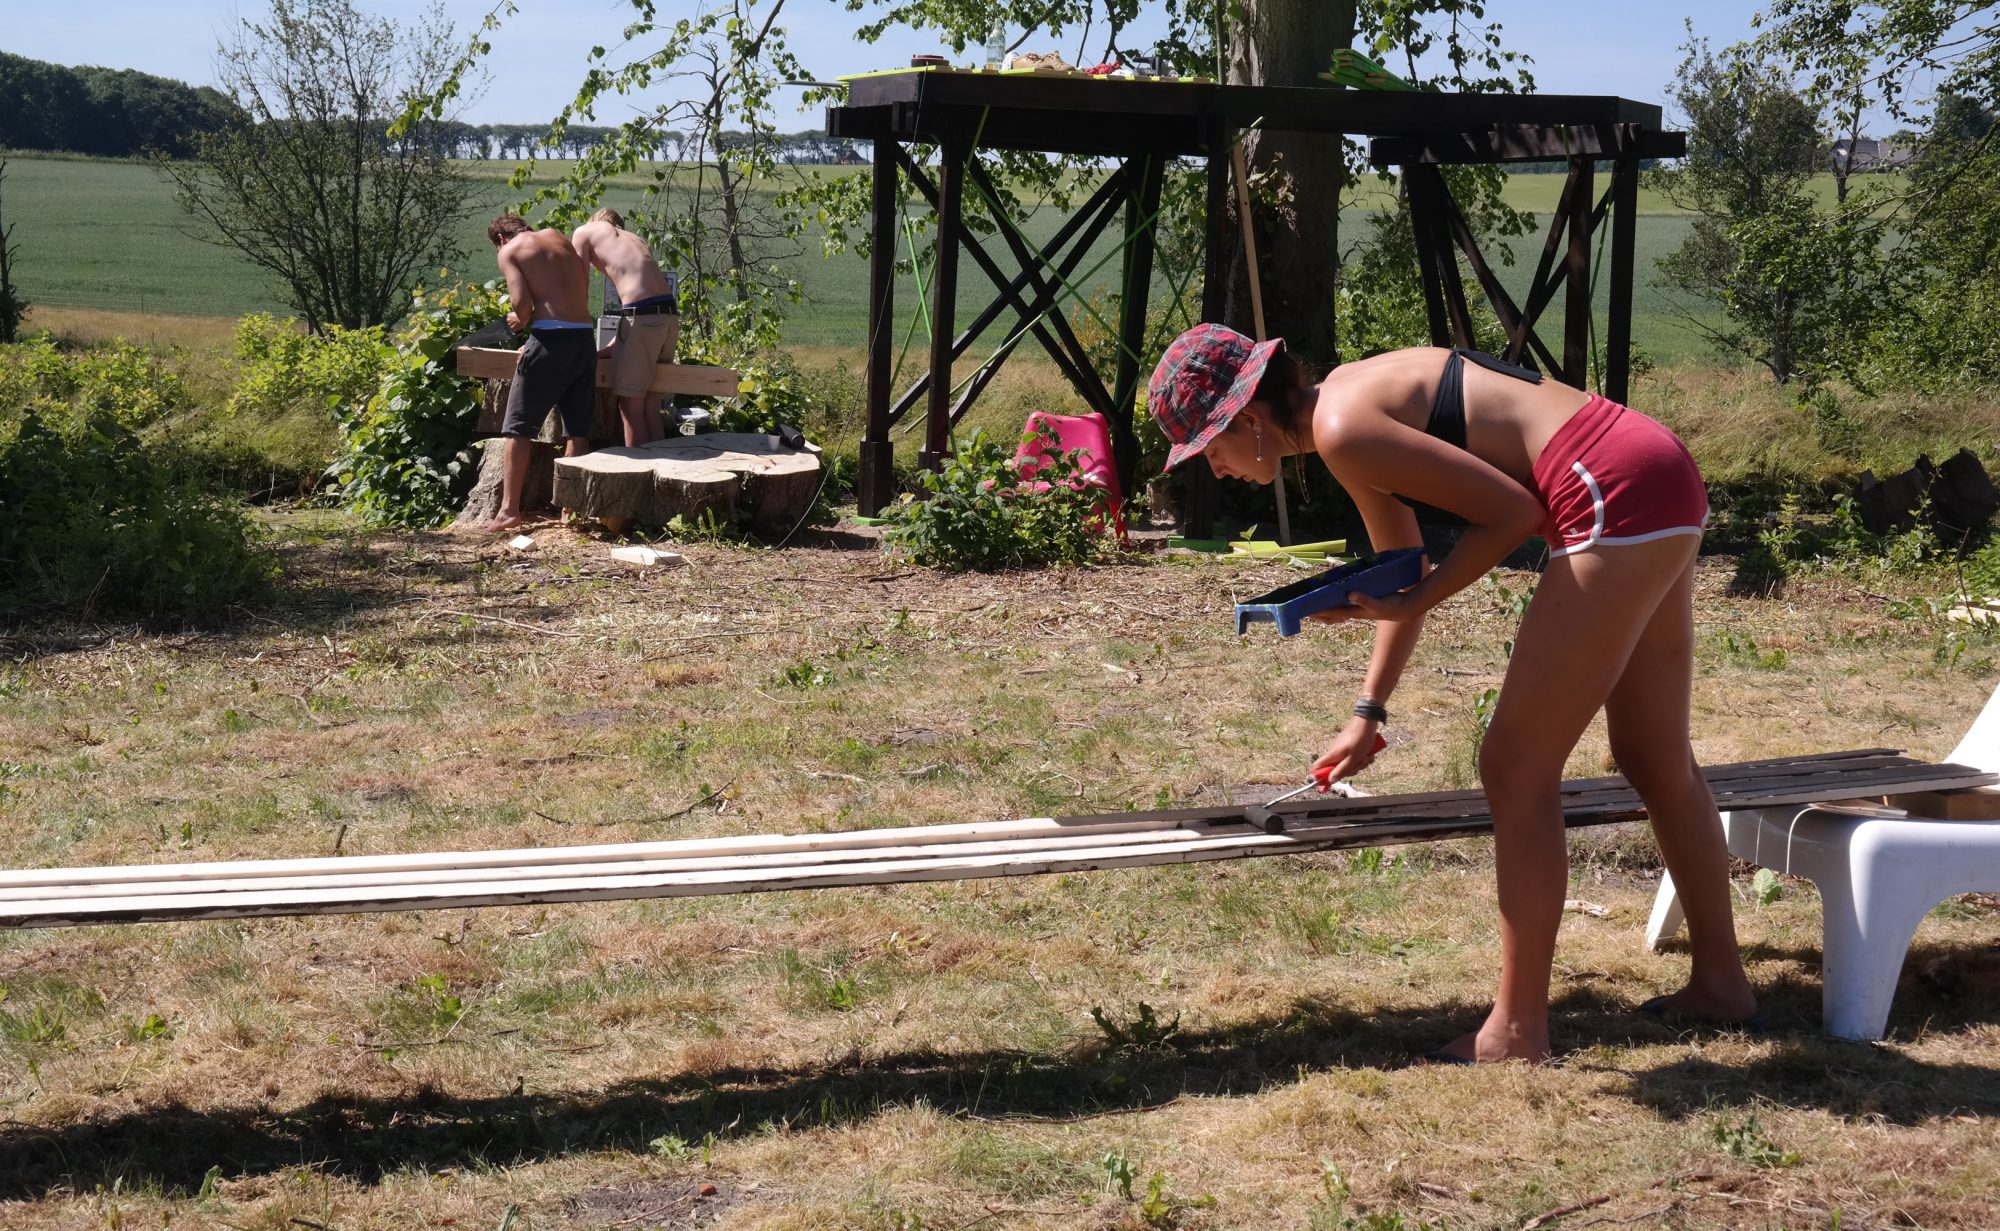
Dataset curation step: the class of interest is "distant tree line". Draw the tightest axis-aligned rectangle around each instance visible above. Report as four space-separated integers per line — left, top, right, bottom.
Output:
0 52 243 159
0 52 863 165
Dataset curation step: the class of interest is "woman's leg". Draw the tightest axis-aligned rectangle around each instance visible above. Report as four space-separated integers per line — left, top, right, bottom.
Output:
1441 535 1700 1063
1603 554 1757 1020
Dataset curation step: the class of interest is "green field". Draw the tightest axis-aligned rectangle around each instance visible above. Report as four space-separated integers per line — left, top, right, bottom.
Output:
7 154 1729 362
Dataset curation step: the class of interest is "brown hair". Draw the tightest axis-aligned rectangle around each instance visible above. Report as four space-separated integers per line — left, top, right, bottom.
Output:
487 213 532 247
1252 349 1308 430
590 206 625 228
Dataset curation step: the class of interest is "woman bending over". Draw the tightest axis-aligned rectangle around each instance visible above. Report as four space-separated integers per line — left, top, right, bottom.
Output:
1148 326 1758 1064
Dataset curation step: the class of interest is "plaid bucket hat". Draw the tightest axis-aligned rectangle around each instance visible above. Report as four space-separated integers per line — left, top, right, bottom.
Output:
1147 323 1285 471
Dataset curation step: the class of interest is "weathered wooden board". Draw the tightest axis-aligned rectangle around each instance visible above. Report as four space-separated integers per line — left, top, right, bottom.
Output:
455 346 741 396
1883 786 2000 820
2 752 1992 929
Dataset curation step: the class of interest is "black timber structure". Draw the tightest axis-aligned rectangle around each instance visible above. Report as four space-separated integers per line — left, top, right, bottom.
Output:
826 71 1685 530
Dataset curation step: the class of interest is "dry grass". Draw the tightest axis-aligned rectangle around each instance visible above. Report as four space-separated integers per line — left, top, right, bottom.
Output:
18 305 244 357
1 515 1998 1231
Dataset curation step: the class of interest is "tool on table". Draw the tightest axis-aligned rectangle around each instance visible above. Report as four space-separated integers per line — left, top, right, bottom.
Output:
1243 734 1388 834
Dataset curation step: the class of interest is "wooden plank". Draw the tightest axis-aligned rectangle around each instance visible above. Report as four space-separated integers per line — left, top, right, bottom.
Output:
0 824 1265 902
841 73 1665 136
0 814 1182 891
1881 787 2000 820
1370 125 1685 167
0 810 1648 930
3 754 1990 928
0 751 1961 891
454 347 741 397
1563 154 1594 385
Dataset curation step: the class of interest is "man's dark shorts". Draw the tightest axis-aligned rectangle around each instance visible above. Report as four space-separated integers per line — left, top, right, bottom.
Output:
502 326 597 440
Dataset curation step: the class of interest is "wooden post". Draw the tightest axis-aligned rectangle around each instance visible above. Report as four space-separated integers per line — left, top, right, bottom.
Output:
920 137 967 473
1413 166 1478 346
1178 118 1232 540
861 136 898 515
1605 141 1639 404
1564 152 1594 387
1507 170 1579 367
1110 153 1164 502
1229 141 1291 545
1406 166 1453 348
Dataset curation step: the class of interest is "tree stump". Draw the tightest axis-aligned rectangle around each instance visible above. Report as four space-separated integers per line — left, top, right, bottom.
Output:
552 434 821 535
456 437 560 527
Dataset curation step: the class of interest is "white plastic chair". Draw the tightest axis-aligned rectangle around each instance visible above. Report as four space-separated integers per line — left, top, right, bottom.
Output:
1646 683 2000 1040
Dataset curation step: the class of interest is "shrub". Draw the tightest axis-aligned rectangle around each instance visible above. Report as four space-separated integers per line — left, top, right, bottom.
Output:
229 314 390 424
674 333 815 436
0 410 275 619
881 424 1115 571
204 314 392 498
0 335 199 431
331 280 508 528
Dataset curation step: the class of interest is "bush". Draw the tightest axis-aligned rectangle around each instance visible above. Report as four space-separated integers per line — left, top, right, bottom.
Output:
881 425 1115 571
0 335 200 431
331 280 508 528
0 410 275 619
199 314 391 498
229 314 390 423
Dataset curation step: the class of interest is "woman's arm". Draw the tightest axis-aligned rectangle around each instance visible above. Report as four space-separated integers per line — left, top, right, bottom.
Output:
1307 482 1424 783
1319 412 1544 619
1345 483 1427 703
1305 410 1544 784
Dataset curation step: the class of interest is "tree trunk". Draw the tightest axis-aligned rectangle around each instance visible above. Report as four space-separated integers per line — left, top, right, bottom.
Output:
457 437 560 527
1227 0 1356 370
550 434 821 535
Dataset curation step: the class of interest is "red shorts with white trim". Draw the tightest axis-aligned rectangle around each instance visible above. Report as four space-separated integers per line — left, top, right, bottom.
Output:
1530 395 1708 558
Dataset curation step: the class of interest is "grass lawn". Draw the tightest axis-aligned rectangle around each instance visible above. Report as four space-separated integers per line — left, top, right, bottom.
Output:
0 512 1996 1229
7 155 1732 363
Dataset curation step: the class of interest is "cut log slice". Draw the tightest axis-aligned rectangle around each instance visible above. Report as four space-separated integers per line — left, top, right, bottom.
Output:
552 433 821 534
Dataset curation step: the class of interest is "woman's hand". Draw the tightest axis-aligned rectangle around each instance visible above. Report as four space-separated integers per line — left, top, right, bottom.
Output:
1344 587 1427 622
1311 716 1384 787
1306 585 1427 626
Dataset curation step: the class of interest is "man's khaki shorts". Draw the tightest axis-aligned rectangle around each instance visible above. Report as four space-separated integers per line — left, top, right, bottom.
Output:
611 313 679 398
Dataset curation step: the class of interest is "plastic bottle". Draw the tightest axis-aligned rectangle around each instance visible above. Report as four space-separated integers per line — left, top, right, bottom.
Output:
984 19 1006 70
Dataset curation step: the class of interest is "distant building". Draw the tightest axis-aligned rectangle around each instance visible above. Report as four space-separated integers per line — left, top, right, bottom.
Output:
1831 136 1917 169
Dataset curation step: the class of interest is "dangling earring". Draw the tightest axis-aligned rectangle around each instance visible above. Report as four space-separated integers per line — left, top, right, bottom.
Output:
1255 422 1265 462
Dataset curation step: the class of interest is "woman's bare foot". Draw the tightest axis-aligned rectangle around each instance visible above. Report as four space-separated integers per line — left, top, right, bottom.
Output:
480 513 524 534
1427 1016 1552 1065
1636 978 1760 1026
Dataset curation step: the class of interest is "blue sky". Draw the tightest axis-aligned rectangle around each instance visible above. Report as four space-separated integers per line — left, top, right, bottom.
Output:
3 0 1792 131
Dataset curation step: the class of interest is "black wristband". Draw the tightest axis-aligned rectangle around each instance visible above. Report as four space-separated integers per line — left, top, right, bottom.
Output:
1354 697 1388 724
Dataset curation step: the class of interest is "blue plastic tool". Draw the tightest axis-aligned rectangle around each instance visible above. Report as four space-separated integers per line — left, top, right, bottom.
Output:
1233 547 1427 637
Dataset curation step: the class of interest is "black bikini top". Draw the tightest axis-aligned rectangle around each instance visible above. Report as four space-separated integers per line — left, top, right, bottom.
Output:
1424 347 1542 451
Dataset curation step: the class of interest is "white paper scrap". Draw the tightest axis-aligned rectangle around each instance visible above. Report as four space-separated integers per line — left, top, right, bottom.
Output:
610 545 685 567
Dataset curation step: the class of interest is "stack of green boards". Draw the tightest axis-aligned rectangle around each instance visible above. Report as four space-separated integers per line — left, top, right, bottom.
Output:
1318 48 1413 91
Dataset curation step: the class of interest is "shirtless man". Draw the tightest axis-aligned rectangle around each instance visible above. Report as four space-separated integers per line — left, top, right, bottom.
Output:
570 207 678 446
484 213 595 533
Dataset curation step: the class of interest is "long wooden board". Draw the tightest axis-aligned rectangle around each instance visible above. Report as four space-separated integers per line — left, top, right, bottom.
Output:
2 752 1990 929
453 346 741 397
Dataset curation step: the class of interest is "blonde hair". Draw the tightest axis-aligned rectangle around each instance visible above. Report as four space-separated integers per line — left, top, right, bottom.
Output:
590 207 625 229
